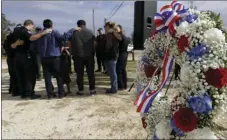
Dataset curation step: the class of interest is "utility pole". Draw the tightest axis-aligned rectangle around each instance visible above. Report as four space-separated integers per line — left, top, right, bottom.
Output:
189 1 197 9
92 8 95 34
104 18 107 25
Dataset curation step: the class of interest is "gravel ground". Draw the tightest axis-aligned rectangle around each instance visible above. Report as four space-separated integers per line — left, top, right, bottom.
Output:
1 59 147 139
2 58 227 139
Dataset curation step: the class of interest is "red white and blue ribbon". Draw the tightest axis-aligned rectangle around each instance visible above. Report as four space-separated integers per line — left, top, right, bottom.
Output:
134 66 160 106
154 1 188 33
137 50 174 113
134 81 152 106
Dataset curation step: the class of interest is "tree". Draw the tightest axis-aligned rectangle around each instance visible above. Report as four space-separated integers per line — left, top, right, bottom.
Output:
1 13 15 45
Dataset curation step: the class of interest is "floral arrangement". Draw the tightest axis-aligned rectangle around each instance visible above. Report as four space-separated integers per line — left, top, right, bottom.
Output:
135 1 227 139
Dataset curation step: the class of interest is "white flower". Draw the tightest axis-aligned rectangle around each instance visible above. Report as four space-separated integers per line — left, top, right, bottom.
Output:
176 21 189 36
204 28 226 43
186 127 218 139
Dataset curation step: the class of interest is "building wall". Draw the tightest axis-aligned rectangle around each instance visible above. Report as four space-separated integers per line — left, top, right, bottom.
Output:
143 1 157 43
133 1 157 50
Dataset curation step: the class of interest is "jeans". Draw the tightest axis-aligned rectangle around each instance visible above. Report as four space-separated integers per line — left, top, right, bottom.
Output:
42 57 64 96
116 52 128 89
104 60 118 92
74 56 95 92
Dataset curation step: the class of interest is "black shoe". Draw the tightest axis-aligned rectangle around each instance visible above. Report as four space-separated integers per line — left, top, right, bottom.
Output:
95 69 101 72
58 94 64 99
105 89 117 94
53 92 57 98
48 93 57 99
66 91 72 96
29 94 41 99
21 95 28 99
76 91 84 96
90 91 96 96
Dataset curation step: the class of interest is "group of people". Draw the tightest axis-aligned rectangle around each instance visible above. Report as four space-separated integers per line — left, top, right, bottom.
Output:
3 19 130 100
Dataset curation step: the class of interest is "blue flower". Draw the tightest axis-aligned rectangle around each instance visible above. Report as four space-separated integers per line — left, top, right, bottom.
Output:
170 118 185 137
141 56 149 64
187 44 208 60
181 14 198 24
188 94 213 114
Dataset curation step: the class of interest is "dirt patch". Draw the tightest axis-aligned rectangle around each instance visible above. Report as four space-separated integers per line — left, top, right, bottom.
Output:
51 99 72 110
67 118 74 122
15 101 32 106
2 120 13 127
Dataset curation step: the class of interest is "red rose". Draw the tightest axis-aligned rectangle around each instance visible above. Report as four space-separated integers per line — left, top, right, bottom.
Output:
173 107 198 132
144 64 160 78
205 68 227 88
178 35 189 53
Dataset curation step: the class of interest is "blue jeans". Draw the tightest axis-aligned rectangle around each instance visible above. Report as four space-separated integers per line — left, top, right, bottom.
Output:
104 60 118 92
42 57 64 96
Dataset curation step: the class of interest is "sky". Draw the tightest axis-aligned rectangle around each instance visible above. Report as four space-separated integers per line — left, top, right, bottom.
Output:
2 1 227 36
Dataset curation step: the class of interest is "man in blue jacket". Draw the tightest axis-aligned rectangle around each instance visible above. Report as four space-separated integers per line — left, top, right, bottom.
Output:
39 19 67 99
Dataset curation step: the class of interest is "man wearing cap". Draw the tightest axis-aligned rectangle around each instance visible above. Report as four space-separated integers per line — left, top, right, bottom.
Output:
95 28 106 73
11 19 52 99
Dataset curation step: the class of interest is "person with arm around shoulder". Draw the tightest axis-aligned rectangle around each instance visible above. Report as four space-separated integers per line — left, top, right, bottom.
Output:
11 19 52 99
116 25 130 91
69 20 96 96
103 21 120 94
39 19 68 99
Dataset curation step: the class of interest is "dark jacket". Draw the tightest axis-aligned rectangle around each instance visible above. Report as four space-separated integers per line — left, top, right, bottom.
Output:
12 26 32 54
119 32 130 53
103 30 119 61
30 37 41 54
70 27 95 57
95 34 105 54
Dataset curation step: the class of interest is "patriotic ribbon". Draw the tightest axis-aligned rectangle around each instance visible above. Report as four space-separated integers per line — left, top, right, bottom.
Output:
134 66 160 106
137 49 174 113
134 81 151 106
154 1 188 34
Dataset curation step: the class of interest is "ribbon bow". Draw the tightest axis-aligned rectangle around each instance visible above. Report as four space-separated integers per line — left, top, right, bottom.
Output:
154 1 189 35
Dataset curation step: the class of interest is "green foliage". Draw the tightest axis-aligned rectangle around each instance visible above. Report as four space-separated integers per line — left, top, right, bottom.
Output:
1 13 15 44
206 10 224 29
222 27 227 43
